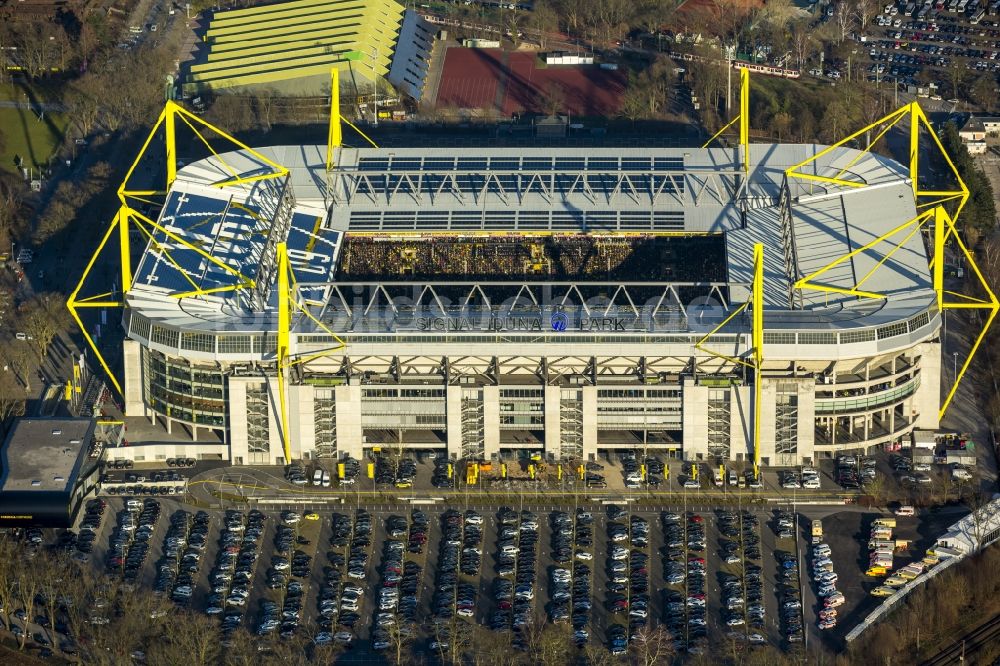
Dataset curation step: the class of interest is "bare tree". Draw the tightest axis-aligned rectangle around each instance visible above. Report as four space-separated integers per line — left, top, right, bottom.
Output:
22 293 67 360
834 2 855 44
630 624 675 666
15 563 41 650
253 89 278 133
790 22 816 70
5 341 34 394
145 609 222 666
852 0 879 32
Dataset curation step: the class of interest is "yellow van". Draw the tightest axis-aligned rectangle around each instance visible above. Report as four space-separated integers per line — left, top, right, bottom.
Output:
871 586 895 597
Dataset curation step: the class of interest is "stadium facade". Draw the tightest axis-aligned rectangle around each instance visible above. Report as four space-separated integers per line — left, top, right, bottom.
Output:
116 140 943 468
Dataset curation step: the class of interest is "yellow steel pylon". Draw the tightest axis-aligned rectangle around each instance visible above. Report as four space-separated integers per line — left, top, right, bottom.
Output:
784 101 997 421
119 101 289 208
274 242 347 463
70 97 292 399
695 242 764 475
326 68 378 172
702 66 750 179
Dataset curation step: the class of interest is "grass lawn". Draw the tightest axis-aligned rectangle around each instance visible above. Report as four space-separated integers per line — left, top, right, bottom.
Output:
0 106 68 173
0 80 63 104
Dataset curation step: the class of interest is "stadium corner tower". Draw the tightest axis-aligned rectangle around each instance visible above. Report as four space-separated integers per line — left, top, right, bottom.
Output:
120 142 941 467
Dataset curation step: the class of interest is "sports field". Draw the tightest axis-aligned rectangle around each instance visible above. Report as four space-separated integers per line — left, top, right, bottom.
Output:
435 48 625 117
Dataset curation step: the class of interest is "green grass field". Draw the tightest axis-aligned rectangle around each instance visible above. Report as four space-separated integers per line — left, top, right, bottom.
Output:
0 106 68 173
0 79 67 173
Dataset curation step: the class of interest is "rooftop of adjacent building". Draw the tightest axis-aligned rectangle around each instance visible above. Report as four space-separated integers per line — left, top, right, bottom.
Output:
0 418 96 493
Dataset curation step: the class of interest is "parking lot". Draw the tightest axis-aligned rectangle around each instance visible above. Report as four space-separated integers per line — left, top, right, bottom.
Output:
12 493 941 660
849 8 1000 93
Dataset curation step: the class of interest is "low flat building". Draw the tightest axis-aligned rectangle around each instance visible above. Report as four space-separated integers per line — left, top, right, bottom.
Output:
0 418 103 527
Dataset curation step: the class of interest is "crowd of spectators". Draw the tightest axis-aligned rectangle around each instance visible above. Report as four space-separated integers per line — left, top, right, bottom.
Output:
337 235 726 282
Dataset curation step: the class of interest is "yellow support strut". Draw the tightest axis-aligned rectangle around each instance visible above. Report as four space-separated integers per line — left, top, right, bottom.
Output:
327 68 342 171
277 243 292 464
751 243 763 476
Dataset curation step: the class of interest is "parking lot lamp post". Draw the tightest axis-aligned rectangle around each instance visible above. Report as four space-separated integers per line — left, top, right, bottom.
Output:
953 352 958 384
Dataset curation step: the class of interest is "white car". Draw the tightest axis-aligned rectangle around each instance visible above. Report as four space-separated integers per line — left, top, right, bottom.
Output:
313 469 323 485
575 551 593 561
803 479 822 489
322 471 331 487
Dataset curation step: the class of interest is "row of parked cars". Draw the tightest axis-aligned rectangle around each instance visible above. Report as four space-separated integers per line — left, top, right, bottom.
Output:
489 508 538 641
719 510 765 641
208 510 264 637
105 499 160 586
317 510 372 645
72 499 106 562
662 512 706 652
432 456 454 489
836 455 876 489
370 518 419 651
546 511 584 628
779 468 822 490
157 509 209 603
812 539 845 630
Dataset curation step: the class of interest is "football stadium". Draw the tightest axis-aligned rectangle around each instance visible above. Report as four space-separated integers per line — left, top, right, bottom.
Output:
75 87 995 471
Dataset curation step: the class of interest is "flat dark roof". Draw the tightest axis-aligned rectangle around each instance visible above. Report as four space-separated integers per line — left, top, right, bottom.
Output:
0 418 95 493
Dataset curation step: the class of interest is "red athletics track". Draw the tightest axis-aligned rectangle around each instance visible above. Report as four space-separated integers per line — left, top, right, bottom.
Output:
436 48 625 117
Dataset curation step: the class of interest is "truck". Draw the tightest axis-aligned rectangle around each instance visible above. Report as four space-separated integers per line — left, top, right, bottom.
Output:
873 518 897 528
811 519 824 544
865 565 889 576
869 539 895 551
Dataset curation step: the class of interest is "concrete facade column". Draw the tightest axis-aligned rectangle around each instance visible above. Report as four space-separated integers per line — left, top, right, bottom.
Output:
544 385 562 460
483 386 500 461
731 384 752 462
289 384 316 461
228 378 249 464
756 380 777 467
446 385 463 459
796 379 816 465
582 385 598 461
913 341 941 430
122 339 145 416
682 377 708 461
334 384 363 460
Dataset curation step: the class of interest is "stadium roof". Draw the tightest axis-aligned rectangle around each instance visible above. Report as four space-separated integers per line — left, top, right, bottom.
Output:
187 0 404 94
125 142 937 339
